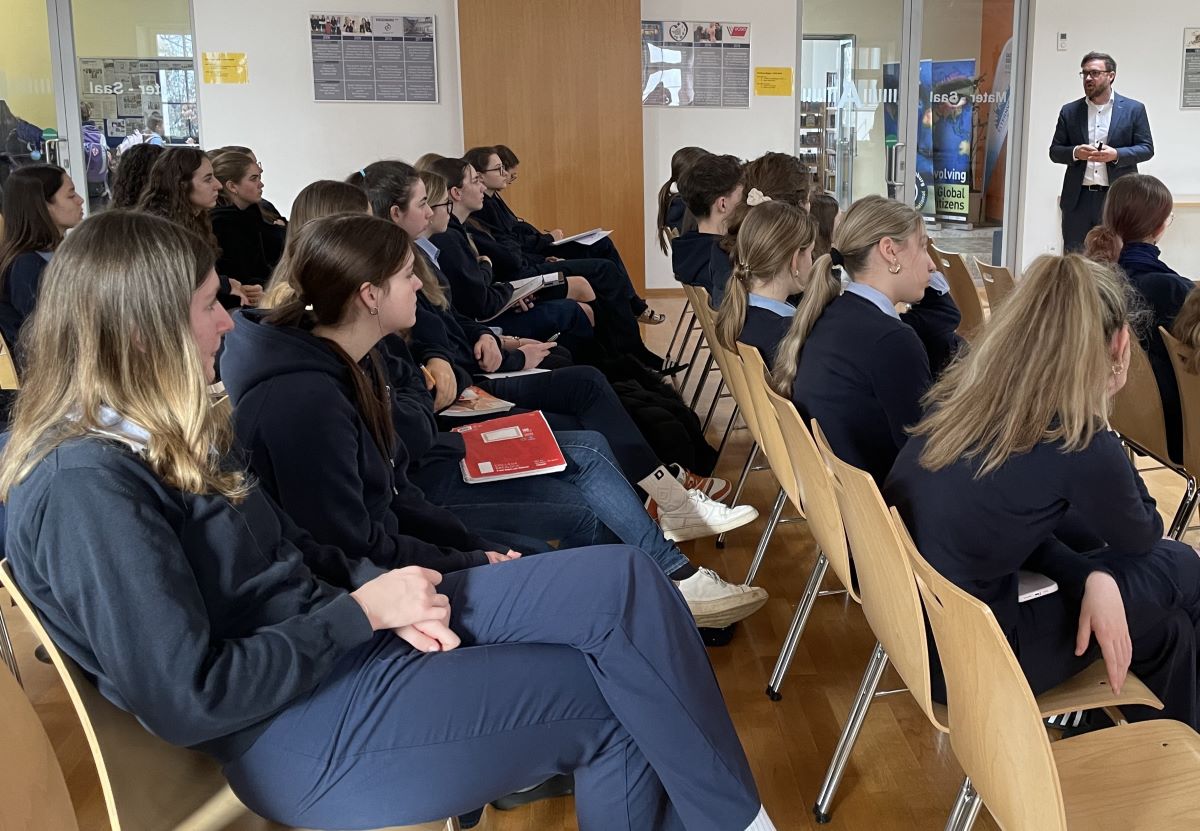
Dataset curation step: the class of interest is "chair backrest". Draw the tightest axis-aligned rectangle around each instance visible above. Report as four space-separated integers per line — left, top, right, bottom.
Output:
766 394 857 602
812 422 943 730
901 524 1068 831
974 257 1016 311
0 560 244 831
1160 326 1200 479
0 655 80 830
0 330 20 390
1112 335 1171 463
930 242 985 339
736 342 799 505
687 285 763 445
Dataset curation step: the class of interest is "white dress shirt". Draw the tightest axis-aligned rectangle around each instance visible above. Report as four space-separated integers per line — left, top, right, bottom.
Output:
1081 94 1114 187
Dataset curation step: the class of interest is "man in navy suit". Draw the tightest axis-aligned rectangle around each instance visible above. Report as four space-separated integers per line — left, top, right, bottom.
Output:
1050 52 1154 250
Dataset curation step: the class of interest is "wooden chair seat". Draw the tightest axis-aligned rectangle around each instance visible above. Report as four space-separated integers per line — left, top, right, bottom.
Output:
1055 719 1200 829
1033 658 1161 719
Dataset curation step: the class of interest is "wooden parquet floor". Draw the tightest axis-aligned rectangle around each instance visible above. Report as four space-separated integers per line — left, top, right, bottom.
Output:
5 295 1192 830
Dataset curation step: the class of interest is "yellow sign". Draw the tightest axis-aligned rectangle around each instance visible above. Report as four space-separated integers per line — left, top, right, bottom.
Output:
202 52 249 85
754 67 793 96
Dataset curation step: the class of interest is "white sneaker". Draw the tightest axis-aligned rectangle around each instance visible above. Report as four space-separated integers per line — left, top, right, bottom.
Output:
657 489 758 543
675 567 768 628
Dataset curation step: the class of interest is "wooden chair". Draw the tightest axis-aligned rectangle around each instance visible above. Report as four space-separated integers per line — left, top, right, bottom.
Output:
906 530 1200 830
974 258 1016 311
0 654 80 830
761 394 858 701
1159 327 1200 536
809 428 1162 826
0 330 20 391
929 242 985 340
0 560 457 831
677 285 718 410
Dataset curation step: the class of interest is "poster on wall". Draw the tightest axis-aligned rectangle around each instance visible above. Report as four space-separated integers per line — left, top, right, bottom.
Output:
883 58 977 223
309 13 438 103
78 57 198 144
1184 28 1200 109
640 21 751 108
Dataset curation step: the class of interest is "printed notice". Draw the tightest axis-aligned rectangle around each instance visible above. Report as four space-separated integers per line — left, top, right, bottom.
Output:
641 21 751 108
202 52 248 85
754 67 792 97
1183 28 1200 109
309 13 438 103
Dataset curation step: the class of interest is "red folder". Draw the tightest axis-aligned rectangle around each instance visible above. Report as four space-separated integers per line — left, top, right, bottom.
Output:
452 411 567 483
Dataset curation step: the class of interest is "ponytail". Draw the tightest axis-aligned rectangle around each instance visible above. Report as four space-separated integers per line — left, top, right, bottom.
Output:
715 261 751 352
771 255 840 395
656 177 676 255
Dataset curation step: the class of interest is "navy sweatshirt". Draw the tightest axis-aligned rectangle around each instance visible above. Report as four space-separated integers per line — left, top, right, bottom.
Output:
429 215 514 321
708 243 734 307
476 193 554 254
1118 242 1192 463
900 286 963 377
885 428 1162 642
790 292 932 485
670 231 721 290
211 202 283 286
220 310 493 573
3 435 375 763
0 250 50 354
739 303 794 370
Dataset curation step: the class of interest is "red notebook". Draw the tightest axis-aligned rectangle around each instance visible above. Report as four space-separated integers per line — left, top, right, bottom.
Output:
452 411 567 484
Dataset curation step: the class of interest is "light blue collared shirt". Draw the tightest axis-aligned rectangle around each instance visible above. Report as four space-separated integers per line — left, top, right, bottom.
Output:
747 293 797 318
843 281 901 320
929 271 950 294
415 236 441 266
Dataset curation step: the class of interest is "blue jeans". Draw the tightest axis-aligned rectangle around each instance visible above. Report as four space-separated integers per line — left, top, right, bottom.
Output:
223 547 761 830
411 430 688 576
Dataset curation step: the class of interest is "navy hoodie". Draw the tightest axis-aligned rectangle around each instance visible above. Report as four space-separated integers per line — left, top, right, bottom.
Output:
220 309 493 573
0 250 50 355
429 214 514 320
670 230 721 290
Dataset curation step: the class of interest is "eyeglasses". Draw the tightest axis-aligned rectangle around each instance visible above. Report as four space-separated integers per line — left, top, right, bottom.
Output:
430 200 453 213
483 165 506 175
1079 70 1112 79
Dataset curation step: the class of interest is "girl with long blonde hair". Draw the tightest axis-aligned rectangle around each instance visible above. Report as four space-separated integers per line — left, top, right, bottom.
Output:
771 194 936 484
714 200 815 368
886 253 1200 730
0 210 777 831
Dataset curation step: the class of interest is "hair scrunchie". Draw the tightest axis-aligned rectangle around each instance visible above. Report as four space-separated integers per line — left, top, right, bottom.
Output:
829 247 846 268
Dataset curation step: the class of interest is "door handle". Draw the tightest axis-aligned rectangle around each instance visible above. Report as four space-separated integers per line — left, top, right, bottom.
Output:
886 142 907 186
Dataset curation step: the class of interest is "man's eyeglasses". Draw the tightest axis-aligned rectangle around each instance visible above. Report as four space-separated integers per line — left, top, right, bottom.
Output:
1079 70 1113 79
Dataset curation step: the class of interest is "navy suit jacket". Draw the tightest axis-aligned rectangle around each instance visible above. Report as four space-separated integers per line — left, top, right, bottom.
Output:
1049 93 1153 211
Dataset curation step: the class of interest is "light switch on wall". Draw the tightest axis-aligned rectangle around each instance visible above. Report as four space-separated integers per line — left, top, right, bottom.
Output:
1057 32 1068 52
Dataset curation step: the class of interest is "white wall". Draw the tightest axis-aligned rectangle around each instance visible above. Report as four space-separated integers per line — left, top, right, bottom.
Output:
1018 2 1200 277
641 0 798 289
193 0 463 215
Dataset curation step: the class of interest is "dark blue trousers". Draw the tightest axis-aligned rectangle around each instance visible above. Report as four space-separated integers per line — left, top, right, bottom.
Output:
222 546 761 830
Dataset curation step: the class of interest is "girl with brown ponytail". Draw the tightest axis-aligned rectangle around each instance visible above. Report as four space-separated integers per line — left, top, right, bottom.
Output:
657 145 708 255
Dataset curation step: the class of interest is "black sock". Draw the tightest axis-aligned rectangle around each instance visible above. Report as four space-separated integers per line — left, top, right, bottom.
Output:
668 563 698 581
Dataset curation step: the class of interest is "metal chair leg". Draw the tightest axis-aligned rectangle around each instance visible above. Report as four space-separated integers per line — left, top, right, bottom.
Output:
955 784 983 831
813 642 890 824
944 776 973 831
745 487 786 584
715 403 740 464
701 378 726 434
717 443 758 548
0 602 22 686
688 353 717 411
767 551 829 700
1168 473 1199 539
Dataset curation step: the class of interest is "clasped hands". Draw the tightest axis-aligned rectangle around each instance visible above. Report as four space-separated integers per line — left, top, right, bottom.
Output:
1073 144 1118 164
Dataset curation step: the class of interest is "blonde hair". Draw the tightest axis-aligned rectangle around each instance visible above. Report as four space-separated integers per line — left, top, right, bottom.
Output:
0 210 247 501
913 254 1130 475
772 195 922 395
414 170 452 310
716 201 815 352
414 152 445 173
1171 286 1200 375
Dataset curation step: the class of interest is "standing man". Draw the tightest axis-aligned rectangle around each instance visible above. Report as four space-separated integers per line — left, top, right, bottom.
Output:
1050 52 1153 250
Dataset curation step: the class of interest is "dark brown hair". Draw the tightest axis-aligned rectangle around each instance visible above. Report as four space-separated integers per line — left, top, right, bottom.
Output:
211 150 257 207
464 146 499 176
719 152 810 258
0 164 67 288
347 160 421 220
808 193 840 260
268 214 413 457
136 148 217 248
110 143 165 209
656 146 708 254
495 145 519 170
677 153 743 219
1081 51 1116 72
1085 174 1173 264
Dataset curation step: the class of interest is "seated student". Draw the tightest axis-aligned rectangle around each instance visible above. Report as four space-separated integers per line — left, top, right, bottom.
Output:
137 147 258 307
208 144 288 254
222 213 767 628
107 142 165 209
0 208 779 831
807 192 840 261
210 150 285 288
772 195 936 486
672 153 743 291
656 145 709 256
886 253 1200 730
468 145 663 325
372 164 741 512
710 152 809 307
422 157 593 343
0 164 83 354
714 201 816 369
1084 173 1189 463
